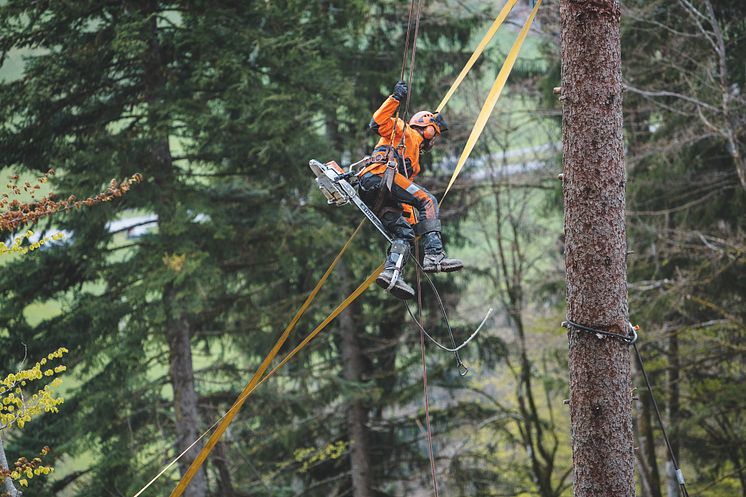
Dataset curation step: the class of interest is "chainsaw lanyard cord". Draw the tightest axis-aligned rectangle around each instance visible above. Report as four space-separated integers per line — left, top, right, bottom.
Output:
405 300 492 355
415 258 466 370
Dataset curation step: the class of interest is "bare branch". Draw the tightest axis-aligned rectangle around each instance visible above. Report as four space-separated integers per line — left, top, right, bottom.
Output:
623 83 720 113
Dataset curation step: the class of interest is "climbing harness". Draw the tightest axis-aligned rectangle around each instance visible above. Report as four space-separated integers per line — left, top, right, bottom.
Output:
563 320 690 497
309 157 486 372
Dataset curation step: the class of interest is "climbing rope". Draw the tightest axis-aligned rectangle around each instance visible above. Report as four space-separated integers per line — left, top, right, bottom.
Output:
414 243 439 497
563 320 691 497
399 4 443 494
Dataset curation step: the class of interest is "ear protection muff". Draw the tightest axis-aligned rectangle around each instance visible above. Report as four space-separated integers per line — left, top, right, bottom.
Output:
422 125 436 140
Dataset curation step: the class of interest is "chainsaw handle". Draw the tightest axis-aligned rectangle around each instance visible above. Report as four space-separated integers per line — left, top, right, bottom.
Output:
333 171 358 183
346 156 372 175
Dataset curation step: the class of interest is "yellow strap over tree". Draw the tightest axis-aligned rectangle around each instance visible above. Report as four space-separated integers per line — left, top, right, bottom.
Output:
441 0 542 202
164 223 365 497
239 265 383 396
435 0 519 113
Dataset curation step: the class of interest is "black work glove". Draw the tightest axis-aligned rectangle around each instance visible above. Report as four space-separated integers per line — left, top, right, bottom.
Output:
434 113 448 133
392 80 408 101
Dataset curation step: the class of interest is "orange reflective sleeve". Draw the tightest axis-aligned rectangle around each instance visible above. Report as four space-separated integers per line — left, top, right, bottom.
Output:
370 96 401 138
404 126 424 177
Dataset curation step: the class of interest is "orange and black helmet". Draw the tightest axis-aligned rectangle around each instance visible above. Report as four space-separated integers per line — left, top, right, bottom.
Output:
409 111 448 140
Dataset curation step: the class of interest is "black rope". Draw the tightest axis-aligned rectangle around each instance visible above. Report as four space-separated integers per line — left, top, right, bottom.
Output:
562 319 638 344
633 342 691 497
563 319 690 497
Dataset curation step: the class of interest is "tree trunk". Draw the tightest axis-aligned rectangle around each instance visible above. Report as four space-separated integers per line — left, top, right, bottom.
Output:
0 437 19 497
338 262 374 497
561 0 634 496
213 441 237 497
164 283 208 497
139 1 207 495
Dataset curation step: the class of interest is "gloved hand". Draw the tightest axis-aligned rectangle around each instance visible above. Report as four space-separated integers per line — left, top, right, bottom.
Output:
434 113 448 133
392 80 408 101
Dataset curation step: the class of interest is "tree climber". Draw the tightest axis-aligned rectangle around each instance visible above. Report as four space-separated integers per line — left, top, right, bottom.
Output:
358 80 464 300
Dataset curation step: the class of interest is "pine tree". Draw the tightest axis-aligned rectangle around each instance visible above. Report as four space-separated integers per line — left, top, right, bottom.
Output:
560 0 634 495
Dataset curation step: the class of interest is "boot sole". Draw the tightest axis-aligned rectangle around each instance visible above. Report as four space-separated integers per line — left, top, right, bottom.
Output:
422 262 464 273
375 275 415 300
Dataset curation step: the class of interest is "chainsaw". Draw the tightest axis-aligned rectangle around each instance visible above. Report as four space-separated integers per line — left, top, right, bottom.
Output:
308 158 392 243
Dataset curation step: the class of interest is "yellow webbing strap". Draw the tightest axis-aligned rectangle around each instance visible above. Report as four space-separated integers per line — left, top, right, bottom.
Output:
239 265 383 395
168 263 382 497
441 0 542 202
435 0 519 114
129 222 361 497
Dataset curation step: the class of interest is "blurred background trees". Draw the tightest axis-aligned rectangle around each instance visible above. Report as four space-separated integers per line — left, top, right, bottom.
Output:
0 1 743 496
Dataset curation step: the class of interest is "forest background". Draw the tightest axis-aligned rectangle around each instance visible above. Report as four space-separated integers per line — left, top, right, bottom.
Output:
0 1 744 496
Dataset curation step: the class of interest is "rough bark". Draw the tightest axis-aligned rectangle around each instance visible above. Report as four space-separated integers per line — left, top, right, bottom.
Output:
561 0 634 496
139 1 207 495
338 262 374 497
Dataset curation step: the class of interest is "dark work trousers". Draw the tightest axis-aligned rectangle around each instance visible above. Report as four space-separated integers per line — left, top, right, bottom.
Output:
359 172 443 254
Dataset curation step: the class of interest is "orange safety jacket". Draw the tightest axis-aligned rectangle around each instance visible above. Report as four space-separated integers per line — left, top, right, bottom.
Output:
360 95 424 180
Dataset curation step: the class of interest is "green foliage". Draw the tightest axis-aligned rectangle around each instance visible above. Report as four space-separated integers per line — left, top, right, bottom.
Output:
0 348 68 492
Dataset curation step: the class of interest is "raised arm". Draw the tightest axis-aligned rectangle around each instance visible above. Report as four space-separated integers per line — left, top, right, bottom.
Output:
368 81 408 138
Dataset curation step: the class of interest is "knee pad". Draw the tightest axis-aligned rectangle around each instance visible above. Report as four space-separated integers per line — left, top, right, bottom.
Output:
413 218 441 236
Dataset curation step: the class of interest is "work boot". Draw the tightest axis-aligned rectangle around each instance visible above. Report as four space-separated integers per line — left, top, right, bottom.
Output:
422 251 464 273
375 239 415 300
420 229 464 273
376 268 415 300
